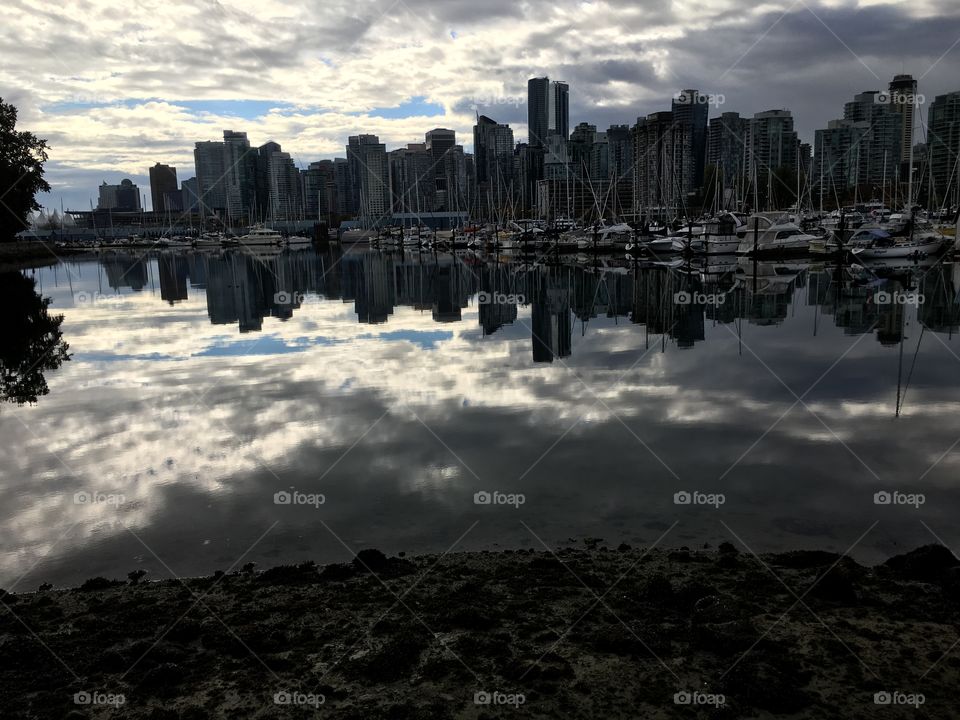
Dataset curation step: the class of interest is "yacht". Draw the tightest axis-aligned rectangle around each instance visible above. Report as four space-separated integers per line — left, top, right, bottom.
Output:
735 213 819 255
238 226 283 246
850 231 946 259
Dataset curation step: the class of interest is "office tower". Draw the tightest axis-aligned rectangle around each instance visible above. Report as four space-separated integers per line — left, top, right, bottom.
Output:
302 160 339 223
515 143 544 215
347 134 384 216
589 130 609 181
222 130 256 221
632 111 695 215
334 158 351 217
927 91 960 208
672 90 709 187
548 81 570 141
528 77 569 145
606 125 633 182
842 91 902 188
473 116 515 186
388 143 435 215
748 110 799 207
268 150 303 220
528 77 549 147
349 137 390 222
149 163 179 213
97 179 142 211
889 74 918 172
425 128 457 210
707 112 749 190
194 140 228 214
568 122 596 178
181 177 199 212
814 120 870 197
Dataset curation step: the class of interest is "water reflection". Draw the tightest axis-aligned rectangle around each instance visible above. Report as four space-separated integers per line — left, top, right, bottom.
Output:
0 272 70 405
2 248 960 587
83 247 960 356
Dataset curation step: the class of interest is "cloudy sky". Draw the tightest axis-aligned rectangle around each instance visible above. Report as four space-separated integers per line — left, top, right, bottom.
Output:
3 0 959 211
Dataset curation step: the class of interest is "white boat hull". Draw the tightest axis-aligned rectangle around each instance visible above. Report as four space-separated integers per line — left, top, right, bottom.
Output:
853 239 943 258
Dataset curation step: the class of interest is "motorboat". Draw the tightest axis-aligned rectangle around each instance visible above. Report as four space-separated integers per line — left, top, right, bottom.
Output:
238 226 283 246
736 213 819 255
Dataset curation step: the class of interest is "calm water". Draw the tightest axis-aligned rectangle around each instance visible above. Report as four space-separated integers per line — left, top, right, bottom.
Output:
2 246 960 587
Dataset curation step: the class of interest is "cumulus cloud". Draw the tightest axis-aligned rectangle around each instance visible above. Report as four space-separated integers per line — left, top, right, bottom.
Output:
1 0 959 208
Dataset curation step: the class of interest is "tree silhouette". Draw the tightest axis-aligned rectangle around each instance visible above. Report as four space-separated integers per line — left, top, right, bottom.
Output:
0 272 70 405
0 99 50 242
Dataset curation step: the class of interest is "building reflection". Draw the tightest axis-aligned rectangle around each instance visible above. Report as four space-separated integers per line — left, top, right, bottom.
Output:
96 249 960 359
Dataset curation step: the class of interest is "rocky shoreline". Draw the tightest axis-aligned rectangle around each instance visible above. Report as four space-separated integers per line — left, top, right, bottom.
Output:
3 543 960 718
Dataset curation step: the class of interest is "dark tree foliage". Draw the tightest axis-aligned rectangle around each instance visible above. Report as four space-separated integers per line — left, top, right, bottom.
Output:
0 99 50 242
0 272 70 405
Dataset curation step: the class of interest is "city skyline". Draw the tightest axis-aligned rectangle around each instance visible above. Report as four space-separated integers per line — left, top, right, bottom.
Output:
3 0 959 212
71 73 956 229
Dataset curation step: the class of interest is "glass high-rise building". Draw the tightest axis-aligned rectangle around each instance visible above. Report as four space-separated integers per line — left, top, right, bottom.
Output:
672 90 709 187
889 74 918 170
528 77 569 145
928 91 960 208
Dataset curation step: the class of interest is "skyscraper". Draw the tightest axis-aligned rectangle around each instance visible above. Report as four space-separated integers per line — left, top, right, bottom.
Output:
425 128 457 210
473 116 515 216
194 140 228 214
814 120 870 197
267 150 303 220
347 136 390 223
748 110 799 207
842 91 902 189
181 177 199 213
388 143 435 215
149 163 179 213
548 81 570 141
528 77 569 145
672 90 709 187
97 179 142 211
927 91 960 207
632 111 695 215
527 77 549 147
889 74 918 174
222 130 256 221
708 112 749 190
347 134 384 216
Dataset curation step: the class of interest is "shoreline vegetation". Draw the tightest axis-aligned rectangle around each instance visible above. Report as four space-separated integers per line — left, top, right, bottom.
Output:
3 543 960 718
0 240 78 272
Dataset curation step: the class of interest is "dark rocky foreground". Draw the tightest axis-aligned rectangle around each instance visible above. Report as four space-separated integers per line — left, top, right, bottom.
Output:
3 543 960 719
